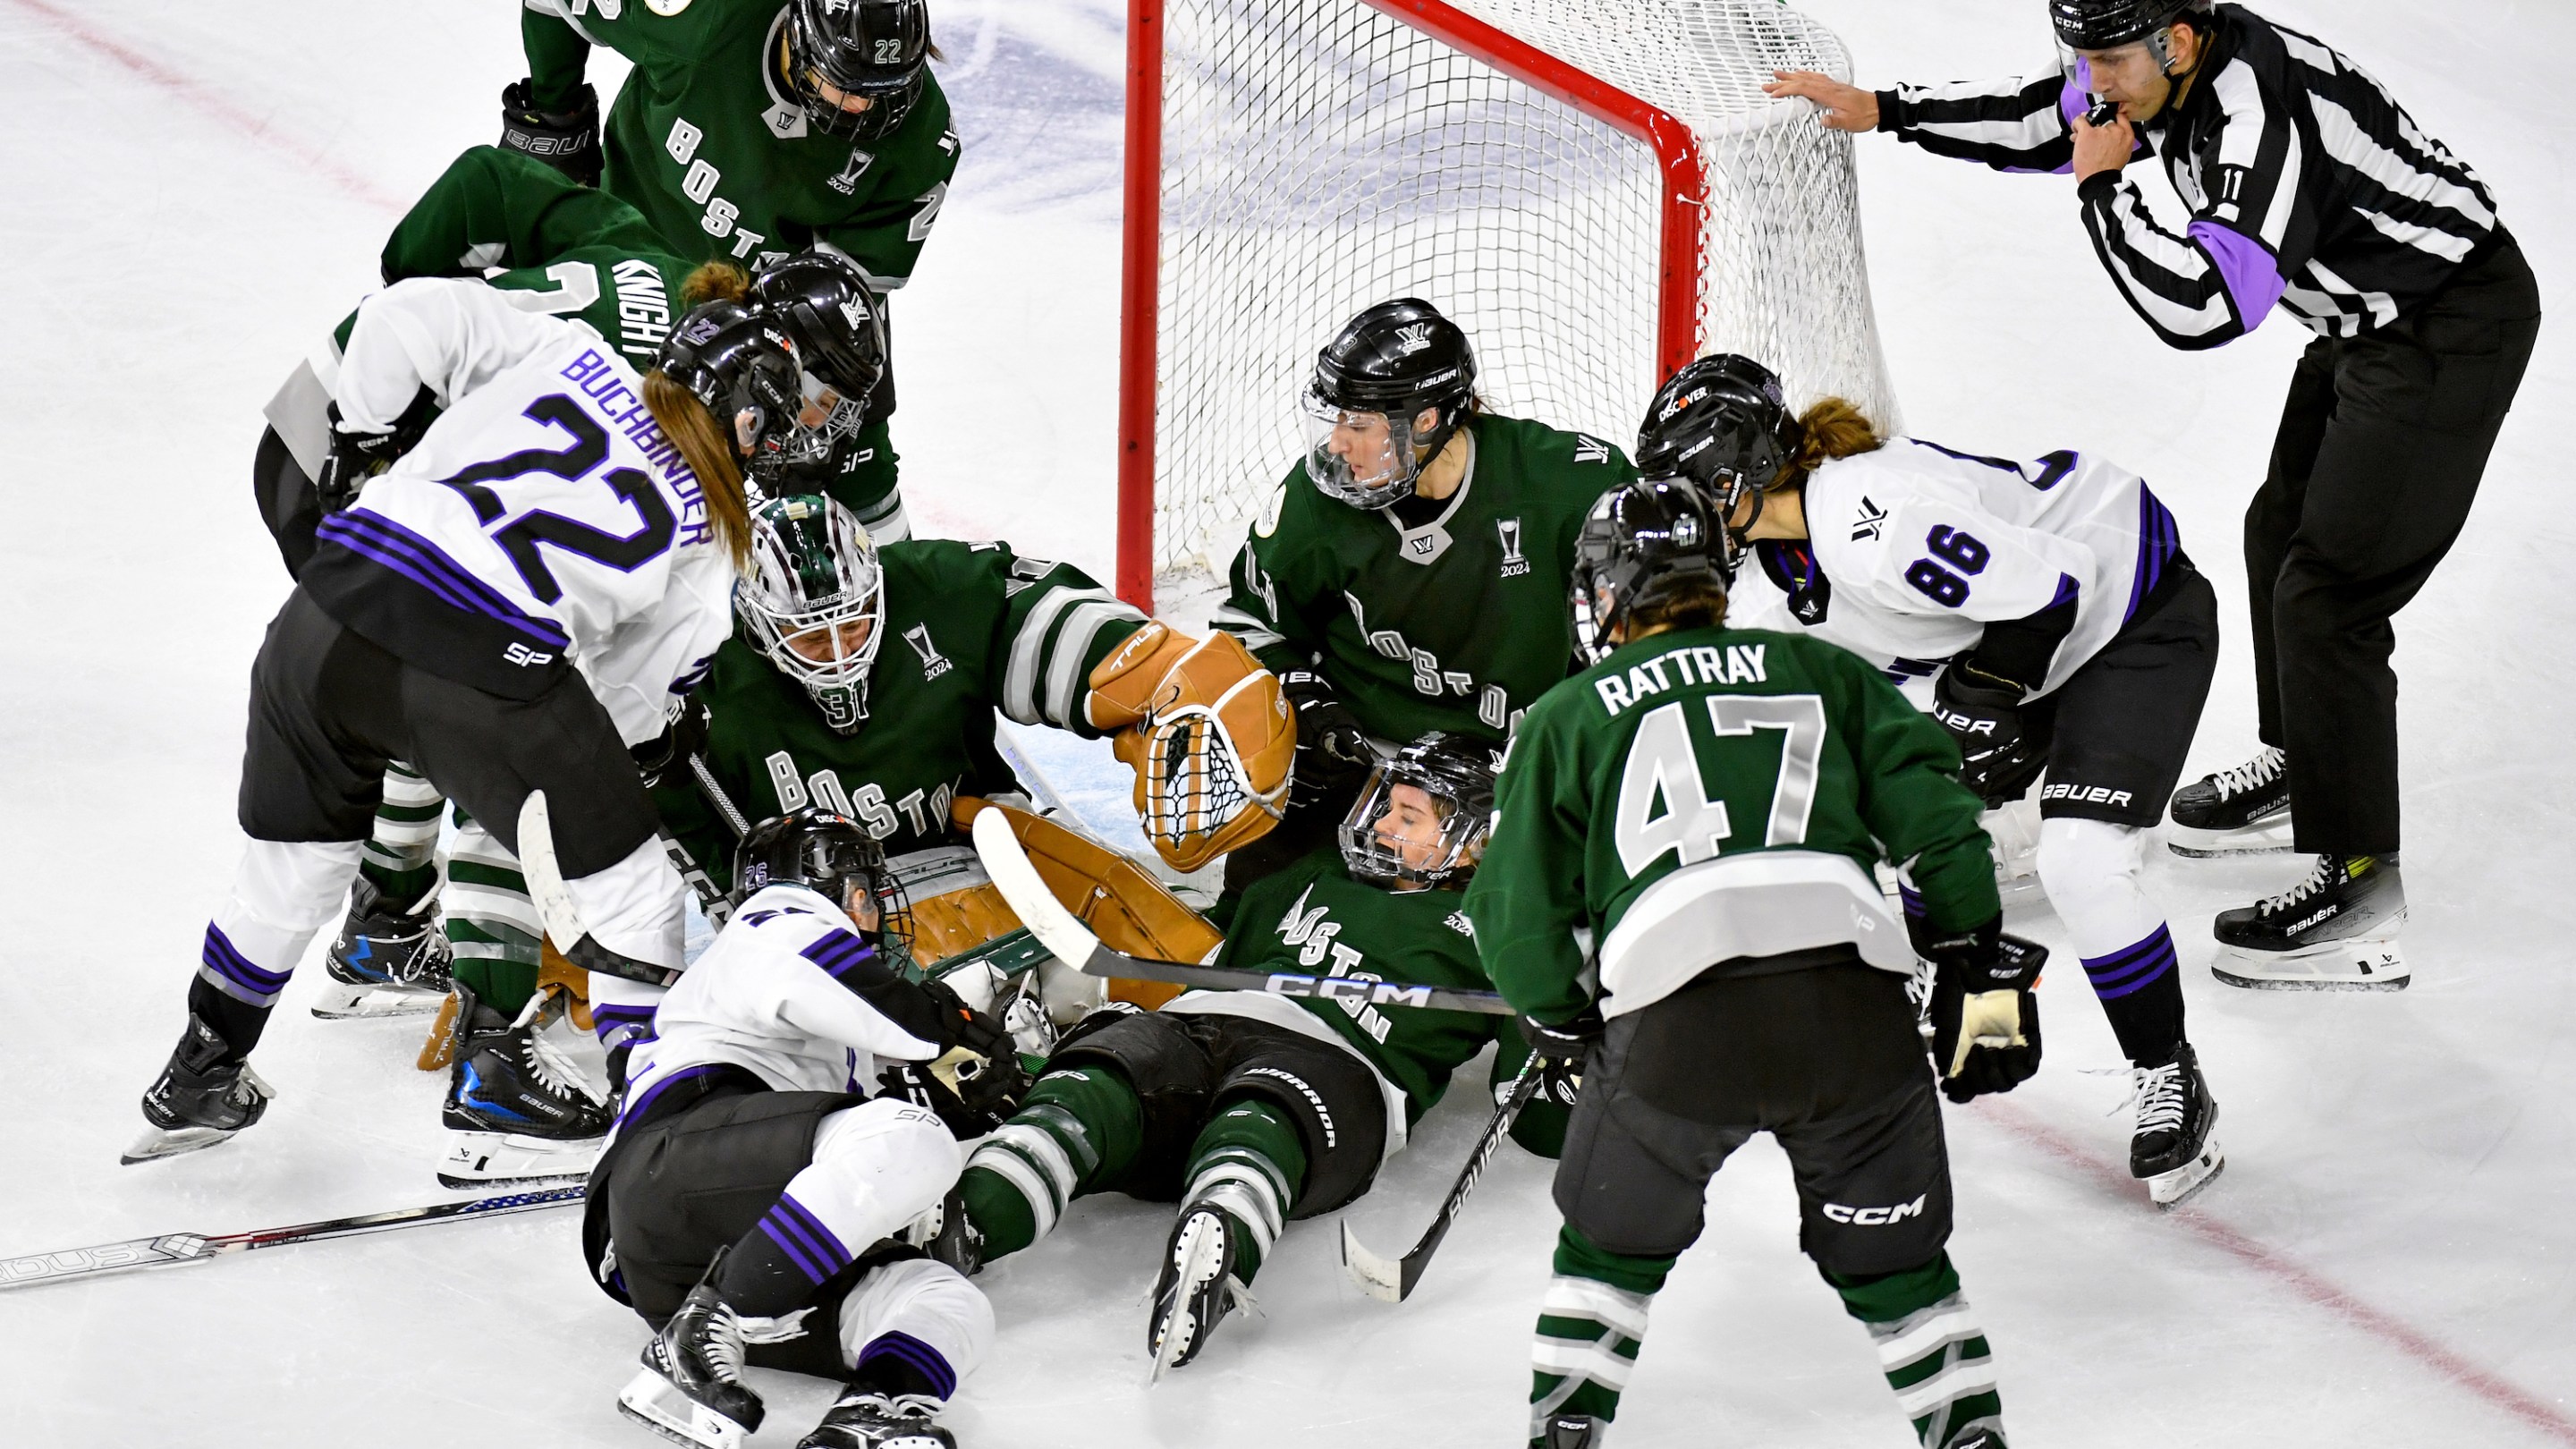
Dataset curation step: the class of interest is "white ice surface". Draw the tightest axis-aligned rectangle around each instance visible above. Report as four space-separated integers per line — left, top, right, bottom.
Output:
2 0 2572 1445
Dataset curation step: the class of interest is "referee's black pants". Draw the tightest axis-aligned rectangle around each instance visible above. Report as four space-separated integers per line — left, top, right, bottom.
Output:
2245 233 2540 855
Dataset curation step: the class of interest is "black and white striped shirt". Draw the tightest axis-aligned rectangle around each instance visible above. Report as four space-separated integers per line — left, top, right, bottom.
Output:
1874 4 2500 349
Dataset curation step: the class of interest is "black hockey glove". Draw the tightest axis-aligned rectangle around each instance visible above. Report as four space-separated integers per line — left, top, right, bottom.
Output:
498 79 601 187
1517 1002 1604 1108
1921 917 2046 1104
1932 665 2047 807
1282 670 1377 809
316 390 438 515
629 694 711 792
919 979 1016 1061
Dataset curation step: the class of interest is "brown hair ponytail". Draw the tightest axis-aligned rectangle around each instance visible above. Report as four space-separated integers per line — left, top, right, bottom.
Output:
644 371 754 568
680 260 750 308
1783 396 1885 482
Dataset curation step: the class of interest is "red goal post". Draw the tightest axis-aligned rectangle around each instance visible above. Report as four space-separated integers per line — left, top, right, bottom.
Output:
1116 0 1897 612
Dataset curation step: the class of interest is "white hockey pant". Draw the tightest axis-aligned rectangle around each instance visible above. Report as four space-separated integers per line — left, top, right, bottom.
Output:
199 838 364 1009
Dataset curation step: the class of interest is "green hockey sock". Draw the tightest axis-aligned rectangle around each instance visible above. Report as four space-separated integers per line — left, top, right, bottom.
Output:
442 816 542 1016
1530 1224 1674 1445
1178 1097 1307 1283
1826 1252 2005 1448
358 764 444 903
959 1067 1142 1260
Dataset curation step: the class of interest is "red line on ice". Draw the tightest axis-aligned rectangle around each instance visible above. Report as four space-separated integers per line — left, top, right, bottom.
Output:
7 0 404 212
1975 1097 2576 1445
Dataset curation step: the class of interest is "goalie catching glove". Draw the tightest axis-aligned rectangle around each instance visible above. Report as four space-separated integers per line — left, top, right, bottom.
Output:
1921 917 2045 1104
1085 622 1294 872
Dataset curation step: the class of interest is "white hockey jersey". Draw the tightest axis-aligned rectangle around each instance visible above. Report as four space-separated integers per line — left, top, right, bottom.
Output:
300 277 734 735
618 884 945 1136
1727 439 2184 700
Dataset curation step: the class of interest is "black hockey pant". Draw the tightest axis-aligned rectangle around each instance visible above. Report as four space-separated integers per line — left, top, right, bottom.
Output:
2245 232 2540 855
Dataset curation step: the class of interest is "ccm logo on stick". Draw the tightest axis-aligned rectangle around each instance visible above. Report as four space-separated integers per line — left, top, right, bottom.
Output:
1264 974 1435 1009
1823 1194 1928 1226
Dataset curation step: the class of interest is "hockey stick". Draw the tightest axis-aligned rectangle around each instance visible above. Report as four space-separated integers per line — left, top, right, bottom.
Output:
967 809 1513 1016
520 790 681 987
1342 1054 1544 1303
687 751 750 840
0 1185 582 1292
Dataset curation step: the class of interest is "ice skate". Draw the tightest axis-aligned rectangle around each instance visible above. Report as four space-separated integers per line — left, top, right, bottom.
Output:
437 985 610 1187
798 1388 956 1449
1538 1413 1606 1449
618 1251 765 1449
1147 1204 1254 1381
2211 853 2408 991
312 877 452 1020
2129 1043 2224 1208
2167 747 2293 857
124 1013 274 1165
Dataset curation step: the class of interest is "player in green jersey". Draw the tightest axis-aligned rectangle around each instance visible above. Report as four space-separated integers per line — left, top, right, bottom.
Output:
948 733 1569 1378
1468 478 2035 1449
1212 298 1638 898
509 0 961 533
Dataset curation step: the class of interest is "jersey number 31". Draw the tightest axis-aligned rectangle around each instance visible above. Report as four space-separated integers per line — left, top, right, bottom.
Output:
1614 695 1826 877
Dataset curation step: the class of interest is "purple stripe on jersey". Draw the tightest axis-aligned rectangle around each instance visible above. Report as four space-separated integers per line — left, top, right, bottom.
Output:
2189 219 2288 335
201 924 291 1000
614 1062 727 1131
2083 926 2179 1000
755 1216 833 1284
2048 573 2081 611
858 1331 960 1401
2059 76 2088 128
1897 885 1927 921
799 930 877 980
2127 487 2182 621
318 511 572 648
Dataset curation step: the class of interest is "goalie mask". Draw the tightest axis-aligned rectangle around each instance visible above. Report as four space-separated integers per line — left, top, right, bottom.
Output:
785 0 931 141
1636 353 1802 550
1569 478 1731 665
1301 298 1479 511
657 301 830 483
1339 732 1500 890
732 808 912 949
740 494 886 734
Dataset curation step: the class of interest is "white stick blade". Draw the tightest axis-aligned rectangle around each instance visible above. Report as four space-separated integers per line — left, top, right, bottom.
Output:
1339 1221 1408 1303
516 790 582 952
968 808 1103 976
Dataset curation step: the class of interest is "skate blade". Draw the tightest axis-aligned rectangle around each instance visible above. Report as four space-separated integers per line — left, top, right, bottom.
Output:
2212 939 2408 992
1146 1219 1230 1384
310 983 442 1020
2148 1136 2225 1209
2165 814 2295 858
120 1123 240 1165
436 1131 602 1189
616 1368 750 1449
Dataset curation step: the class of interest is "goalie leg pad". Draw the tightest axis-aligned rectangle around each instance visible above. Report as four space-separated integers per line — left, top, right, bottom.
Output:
952 799 1222 1012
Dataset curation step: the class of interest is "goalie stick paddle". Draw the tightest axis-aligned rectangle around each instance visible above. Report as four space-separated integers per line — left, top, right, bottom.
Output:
0 1185 583 1292
967 809 1513 1016
1342 1055 1544 1303
520 790 682 987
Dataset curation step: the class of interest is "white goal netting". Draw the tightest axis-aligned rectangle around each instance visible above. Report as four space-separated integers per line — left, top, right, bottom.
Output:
1138 0 1900 582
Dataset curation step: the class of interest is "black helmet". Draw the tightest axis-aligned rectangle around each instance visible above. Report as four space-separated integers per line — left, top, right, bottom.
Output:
1637 353 1803 547
2049 0 2212 52
1338 732 1501 889
657 301 826 482
751 250 888 440
1301 298 1479 510
1569 478 1730 665
731 807 909 934
785 0 931 141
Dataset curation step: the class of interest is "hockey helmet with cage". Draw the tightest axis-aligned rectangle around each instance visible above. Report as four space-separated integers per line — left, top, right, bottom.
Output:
785 0 932 141
732 806 911 937
2050 0 2213 84
740 494 886 735
657 301 828 483
751 250 889 443
1339 732 1501 890
1569 478 1730 665
1302 298 1479 511
1636 353 1803 548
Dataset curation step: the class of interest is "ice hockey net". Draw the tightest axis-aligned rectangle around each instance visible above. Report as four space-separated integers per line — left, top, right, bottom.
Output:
1115 0 1902 610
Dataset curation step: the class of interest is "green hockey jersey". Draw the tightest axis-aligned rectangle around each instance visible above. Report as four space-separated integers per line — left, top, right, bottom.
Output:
332 145 695 369
1213 412 1636 744
522 0 958 284
1466 626 1997 1025
1217 850 1564 1153
654 539 1147 890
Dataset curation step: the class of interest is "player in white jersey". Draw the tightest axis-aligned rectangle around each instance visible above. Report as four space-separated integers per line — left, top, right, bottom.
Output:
1637 355 2224 1207
127 283 807 1167
591 809 1006 1449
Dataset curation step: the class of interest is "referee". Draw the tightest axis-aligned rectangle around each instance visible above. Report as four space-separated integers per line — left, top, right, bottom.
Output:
1769 0 2541 988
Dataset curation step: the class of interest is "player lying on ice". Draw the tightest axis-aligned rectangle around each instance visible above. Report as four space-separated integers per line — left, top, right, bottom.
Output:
1471 476 2037 1449
1634 354 2224 1208
589 808 1014 1449
940 732 1570 1378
